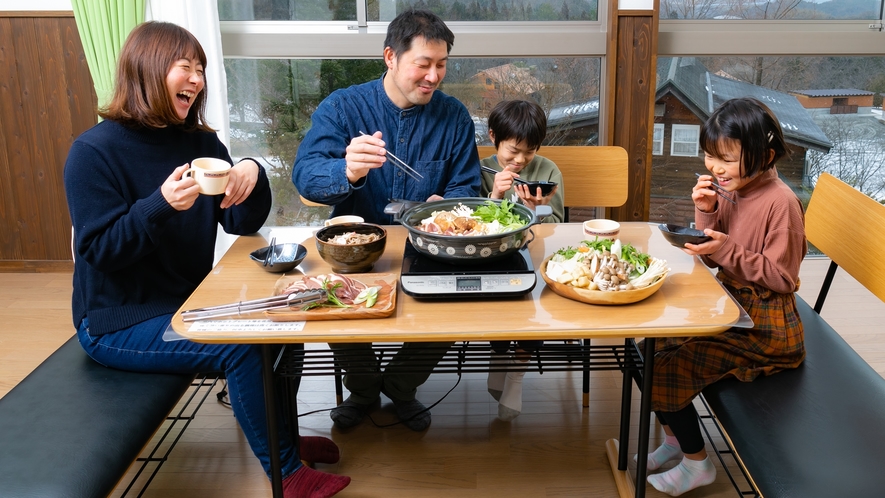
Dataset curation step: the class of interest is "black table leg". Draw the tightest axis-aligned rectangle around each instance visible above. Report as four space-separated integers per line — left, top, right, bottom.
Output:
635 338 656 498
262 344 283 498
618 339 633 470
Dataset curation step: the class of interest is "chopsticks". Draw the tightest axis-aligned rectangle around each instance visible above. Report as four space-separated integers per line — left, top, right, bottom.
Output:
180 289 327 322
264 237 276 267
481 165 530 186
695 173 737 205
359 131 423 181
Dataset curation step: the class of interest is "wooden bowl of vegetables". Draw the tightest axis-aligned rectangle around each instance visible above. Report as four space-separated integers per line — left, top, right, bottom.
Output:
541 238 670 305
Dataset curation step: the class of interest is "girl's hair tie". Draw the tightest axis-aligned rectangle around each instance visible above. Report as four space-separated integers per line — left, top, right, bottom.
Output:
767 132 774 143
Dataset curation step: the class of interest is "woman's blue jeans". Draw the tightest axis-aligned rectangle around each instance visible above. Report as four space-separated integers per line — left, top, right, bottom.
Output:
77 314 300 480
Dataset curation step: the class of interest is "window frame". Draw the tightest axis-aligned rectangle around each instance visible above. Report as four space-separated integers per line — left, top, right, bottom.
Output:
670 124 699 157
652 123 664 156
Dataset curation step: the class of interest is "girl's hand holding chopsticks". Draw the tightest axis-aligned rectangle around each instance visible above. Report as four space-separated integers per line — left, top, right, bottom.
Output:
693 172 736 212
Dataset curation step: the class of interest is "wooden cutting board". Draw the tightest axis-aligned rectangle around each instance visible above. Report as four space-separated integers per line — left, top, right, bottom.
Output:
265 272 397 321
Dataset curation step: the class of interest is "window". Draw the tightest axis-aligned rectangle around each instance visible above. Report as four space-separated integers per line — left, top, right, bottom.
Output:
216 0 885 230
652 124 664 155
670 124 699 157
225 56 601 225
369 0 599 22
218 0 356 20
659 0 882 19
650 55 885 236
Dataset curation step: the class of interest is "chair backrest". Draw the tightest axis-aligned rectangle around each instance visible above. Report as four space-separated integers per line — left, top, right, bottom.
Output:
477 145 629 209
805 172 885 303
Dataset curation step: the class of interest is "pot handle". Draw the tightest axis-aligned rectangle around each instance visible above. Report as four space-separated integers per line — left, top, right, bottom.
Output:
384 199 423 223
522 228 536 249
533 205 553 221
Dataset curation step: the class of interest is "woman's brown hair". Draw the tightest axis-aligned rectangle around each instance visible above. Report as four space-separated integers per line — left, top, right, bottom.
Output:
100 21 213 132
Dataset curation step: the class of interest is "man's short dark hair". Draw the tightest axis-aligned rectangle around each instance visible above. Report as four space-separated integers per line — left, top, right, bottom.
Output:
384 9 455 57
488 100 548 150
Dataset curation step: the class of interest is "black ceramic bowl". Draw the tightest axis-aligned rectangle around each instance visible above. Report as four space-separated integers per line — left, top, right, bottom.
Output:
658 223 712 247
315 223 387 273
249 243 308 273
521 180 557 197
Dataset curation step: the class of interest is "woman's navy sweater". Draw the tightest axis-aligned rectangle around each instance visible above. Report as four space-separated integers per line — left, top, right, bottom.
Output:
64 120 272 335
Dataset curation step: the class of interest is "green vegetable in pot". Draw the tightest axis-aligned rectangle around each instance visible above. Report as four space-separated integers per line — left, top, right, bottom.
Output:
472 199 527 231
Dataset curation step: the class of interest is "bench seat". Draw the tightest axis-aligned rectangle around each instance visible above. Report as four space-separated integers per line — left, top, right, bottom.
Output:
0 336 194 498
702 295 885 497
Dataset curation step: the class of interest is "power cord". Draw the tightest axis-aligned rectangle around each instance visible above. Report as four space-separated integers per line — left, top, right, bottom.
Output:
216 380 230 407
214 374 463 430
365 372 462 428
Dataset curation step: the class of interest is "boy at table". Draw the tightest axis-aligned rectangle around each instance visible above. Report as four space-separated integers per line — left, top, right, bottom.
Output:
480 99 564 420
292 9 480 431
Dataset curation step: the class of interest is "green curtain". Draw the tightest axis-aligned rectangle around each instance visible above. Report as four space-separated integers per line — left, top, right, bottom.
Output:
71 0 145 109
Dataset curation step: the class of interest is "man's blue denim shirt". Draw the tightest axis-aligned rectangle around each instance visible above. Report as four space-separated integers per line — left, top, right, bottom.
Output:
292 75 481 224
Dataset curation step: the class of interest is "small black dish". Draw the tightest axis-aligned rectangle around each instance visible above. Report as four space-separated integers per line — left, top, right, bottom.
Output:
521 180 558 197
250 243 308 273
658 223 712 247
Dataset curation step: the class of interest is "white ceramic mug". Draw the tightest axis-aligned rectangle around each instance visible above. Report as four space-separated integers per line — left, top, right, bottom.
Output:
183 157 231 195
324 215 365 226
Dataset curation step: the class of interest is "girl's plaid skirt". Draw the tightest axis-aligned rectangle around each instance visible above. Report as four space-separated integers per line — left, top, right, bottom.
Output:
647 273 805 413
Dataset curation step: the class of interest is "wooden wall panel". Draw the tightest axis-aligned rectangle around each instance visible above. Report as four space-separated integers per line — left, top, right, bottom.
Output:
611 14 656 221
0 13 95 268
606 1 659 223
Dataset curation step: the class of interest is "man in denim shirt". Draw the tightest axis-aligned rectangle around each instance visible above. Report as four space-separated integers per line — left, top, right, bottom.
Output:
292 10 479 432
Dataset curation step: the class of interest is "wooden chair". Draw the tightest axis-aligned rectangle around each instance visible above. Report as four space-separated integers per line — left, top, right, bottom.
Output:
804 172 885 306
476 145 629 219
478 145 629 407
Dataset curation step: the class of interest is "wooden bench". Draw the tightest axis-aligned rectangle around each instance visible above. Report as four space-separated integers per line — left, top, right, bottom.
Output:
699 172 885 497
0 336 209 497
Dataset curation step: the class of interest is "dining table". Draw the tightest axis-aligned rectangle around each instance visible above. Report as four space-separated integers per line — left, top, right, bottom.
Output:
171 222 750 498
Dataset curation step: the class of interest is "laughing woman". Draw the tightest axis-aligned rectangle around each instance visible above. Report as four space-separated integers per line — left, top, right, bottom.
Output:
63 22 349 498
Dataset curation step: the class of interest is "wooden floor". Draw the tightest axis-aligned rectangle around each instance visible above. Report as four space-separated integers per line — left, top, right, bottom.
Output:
2 256 883 497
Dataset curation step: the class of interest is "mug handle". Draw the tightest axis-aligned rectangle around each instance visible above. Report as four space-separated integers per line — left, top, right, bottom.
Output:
181 168 195 179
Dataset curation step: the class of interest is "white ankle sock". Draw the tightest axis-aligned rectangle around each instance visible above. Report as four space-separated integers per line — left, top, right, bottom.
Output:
647 456 716 496
634 435 683 471
487 354 507 401
497 357 527 421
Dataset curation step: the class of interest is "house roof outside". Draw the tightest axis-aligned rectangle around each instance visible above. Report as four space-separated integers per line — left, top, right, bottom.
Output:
472 97 600 146
792 89 874 98
547 98 600 128
656 57 833 153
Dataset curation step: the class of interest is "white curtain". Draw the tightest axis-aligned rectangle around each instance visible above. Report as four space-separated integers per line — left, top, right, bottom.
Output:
145 0 239 264
144 0 230 148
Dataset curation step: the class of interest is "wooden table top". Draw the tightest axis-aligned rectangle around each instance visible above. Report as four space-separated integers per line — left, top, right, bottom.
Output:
171 223 748 343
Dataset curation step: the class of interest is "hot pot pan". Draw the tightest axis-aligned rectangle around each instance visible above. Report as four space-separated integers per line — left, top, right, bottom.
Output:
393 197 551 264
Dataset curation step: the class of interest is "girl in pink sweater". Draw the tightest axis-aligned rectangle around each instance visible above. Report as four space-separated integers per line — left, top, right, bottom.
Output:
642 97 806 496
